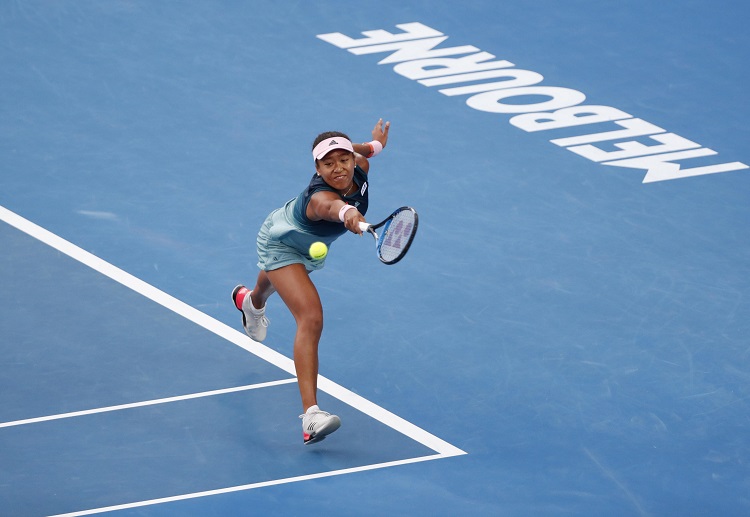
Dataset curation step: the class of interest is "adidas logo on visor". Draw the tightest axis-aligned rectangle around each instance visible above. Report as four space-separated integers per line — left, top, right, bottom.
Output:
312 137 353 160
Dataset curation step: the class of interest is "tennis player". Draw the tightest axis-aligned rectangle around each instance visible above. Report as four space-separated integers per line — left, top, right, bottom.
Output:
232 118 390 444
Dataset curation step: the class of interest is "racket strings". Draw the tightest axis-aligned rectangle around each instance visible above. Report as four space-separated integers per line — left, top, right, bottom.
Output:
377 210 417 263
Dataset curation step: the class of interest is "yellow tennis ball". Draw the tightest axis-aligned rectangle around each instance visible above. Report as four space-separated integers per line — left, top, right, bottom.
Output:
309 241 328 259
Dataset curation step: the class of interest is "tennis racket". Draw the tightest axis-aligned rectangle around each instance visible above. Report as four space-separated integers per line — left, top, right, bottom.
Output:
358 206 418 265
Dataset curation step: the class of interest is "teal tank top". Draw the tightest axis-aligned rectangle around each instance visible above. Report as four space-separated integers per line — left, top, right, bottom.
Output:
291 165 369 238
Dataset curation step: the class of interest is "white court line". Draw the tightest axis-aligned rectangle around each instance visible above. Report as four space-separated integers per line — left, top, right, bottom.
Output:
0 379 297 429
0 205 466 512
49 454 444 517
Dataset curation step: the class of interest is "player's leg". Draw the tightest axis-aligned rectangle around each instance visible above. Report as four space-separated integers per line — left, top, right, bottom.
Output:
249 269 276 308
266 263 340 443
265 263 322 410
232 269 275 341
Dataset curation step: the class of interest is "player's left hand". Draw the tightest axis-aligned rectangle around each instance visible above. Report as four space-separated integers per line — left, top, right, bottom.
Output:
372 118 390 148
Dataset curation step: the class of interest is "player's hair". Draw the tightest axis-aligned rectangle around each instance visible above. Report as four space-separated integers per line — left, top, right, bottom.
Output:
312 131 351 150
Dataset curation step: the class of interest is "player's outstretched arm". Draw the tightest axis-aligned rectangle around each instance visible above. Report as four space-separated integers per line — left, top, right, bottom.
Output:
307 191 366 235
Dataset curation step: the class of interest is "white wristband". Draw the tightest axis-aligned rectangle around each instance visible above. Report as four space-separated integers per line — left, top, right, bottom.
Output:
338 204 356 222
366 140 383 158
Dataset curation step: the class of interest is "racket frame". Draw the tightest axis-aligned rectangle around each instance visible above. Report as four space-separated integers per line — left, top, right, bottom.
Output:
358 206 418 265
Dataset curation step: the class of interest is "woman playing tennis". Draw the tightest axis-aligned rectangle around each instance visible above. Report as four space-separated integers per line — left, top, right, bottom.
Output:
232 118 390 444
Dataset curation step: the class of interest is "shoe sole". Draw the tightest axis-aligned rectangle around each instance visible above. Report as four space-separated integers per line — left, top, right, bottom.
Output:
304 416 341 445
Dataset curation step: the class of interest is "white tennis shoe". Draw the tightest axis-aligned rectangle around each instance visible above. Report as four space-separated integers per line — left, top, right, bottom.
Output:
232 285 269 342
300 405 341 445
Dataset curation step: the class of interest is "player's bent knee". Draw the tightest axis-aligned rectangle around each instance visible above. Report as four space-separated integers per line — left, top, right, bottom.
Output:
298 311 323 335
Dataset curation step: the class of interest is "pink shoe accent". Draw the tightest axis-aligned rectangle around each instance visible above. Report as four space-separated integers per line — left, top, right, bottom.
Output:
234 286 249 310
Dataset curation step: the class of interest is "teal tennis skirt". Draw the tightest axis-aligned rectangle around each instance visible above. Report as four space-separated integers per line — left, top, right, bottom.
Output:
256 200 336 272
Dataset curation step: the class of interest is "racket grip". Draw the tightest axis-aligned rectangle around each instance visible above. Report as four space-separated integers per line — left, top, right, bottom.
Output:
358 222 371 232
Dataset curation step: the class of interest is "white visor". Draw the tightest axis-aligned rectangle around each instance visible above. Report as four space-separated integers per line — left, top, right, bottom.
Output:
312 137 354 161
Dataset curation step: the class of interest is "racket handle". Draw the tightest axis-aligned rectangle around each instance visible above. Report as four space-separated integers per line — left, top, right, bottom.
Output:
358 222 371 232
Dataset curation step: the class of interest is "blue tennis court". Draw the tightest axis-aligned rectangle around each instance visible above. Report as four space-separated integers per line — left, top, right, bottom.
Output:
1 1 748 515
